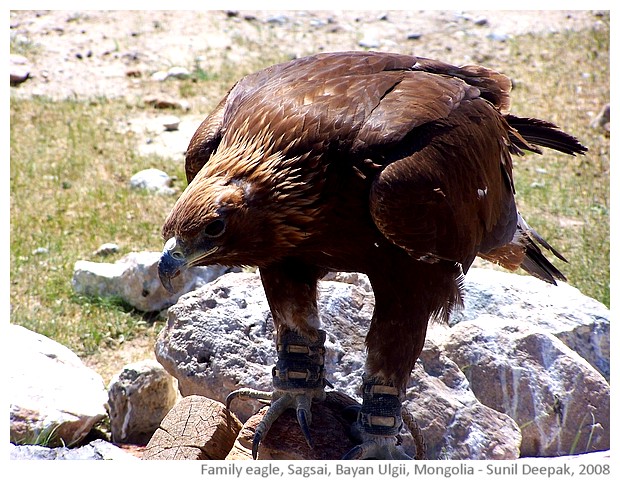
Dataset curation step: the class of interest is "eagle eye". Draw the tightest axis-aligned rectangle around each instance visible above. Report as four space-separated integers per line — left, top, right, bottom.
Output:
204 219 226 238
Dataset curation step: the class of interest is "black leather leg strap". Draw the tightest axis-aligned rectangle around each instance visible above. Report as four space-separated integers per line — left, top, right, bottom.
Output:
272 329 327 390
359 375 403 436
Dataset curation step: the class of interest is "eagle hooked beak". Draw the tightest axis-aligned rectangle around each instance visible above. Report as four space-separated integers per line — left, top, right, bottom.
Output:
158 237 187 294
158 236 220 294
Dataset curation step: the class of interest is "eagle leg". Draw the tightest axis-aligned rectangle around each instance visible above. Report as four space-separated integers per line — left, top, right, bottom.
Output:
226 329 329 459
342 375 425 460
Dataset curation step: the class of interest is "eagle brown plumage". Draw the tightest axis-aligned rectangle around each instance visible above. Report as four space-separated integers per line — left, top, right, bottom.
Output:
158 51 586 459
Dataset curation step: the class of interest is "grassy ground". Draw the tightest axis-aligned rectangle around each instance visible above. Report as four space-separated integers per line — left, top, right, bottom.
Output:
10 24 609 361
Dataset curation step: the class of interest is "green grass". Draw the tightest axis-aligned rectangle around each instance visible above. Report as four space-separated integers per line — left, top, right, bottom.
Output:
10 24 609 358
503 26 610 306
10 97 187 354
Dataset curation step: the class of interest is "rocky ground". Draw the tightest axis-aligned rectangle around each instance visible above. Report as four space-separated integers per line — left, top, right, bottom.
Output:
10 10 606 101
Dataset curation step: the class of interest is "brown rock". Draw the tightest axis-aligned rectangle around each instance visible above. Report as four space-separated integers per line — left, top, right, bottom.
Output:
143 395 242 460
226 391 362 460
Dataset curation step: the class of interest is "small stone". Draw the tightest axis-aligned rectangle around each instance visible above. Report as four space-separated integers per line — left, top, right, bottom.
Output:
129 168 175 195
358 35 380 48
407 32 423 40
487 31 509 42
474 16 489 26
161 115 180 131
10 53 31 86
151 70 169 82
32 247 49 255
144 95 190 111
266 14 288 24
166 66 190 79
107 360 178 444
93 242 119 256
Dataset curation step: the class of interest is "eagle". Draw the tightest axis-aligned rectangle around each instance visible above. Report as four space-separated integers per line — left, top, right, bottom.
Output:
158 51 586 459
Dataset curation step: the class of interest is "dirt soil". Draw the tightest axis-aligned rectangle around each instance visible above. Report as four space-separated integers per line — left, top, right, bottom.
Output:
10 9 607 381
11 10 605 101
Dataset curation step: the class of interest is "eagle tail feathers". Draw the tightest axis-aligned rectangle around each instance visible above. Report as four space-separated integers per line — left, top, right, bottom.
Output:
479 215 567 285
505 114 588 156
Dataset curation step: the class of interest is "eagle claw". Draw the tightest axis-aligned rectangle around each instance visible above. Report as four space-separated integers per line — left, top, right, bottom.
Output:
342 436 412 460
342 375 426 460
226 329 329 459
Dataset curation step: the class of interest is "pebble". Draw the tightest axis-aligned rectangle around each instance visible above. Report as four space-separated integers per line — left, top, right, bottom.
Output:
144 95 190 111
487 32 509 42
266 15 288 25
130 168 176 195
10 54 31 86
166 66 190 79
94 243 120 257
161 115 181 131
358 35 381 48
474 16 489 26
151 70 169 82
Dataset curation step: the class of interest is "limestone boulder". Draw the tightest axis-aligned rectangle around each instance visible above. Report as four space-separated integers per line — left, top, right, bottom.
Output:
155 272 372 421
107 360 178 444
154 268 609 459
441 318 610 456
405 337 522 459
9 325 107 447
72 251 236 312
452 268 610 380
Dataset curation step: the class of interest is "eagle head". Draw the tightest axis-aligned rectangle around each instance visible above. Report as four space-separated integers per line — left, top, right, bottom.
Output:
158 173 264 292
158 160 318 293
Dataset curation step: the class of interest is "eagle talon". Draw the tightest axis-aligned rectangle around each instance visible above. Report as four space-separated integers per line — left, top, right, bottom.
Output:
342 435 412 460
342 375 424 460
226 329 329 459
225 388 273 409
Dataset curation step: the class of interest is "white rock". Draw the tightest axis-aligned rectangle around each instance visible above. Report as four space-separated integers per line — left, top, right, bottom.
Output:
129 168 175 195
155 272 372 421
451 268 610 380
161 115 180 131
72 251 234 312
155 267 609 459
9 325 108 447
442 318 610 456
166 66 190 79
151 70 169 81
9 439 138 460
10 53 31 86
93 242 120 256
358 34 381 48
107 360 178 444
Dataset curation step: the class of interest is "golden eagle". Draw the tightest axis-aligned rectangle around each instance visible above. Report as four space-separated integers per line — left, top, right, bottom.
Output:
158 51 586 459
